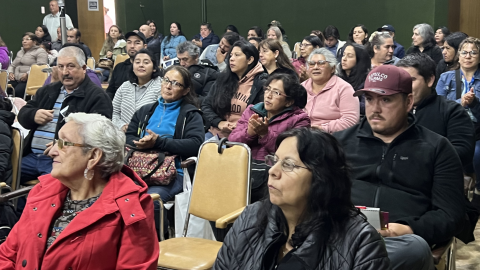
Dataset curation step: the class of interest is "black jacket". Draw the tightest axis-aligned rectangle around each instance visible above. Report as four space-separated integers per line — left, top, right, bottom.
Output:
333 115 465 245
406 45 443 64
414 91 475 166
79 42 92 58
213 202 390 270
125 100 204 160
201 73 268 128
189 60 219 103
435 59 453 81
106 58 132 100
0 111 15 186
18 76 113 156
146 36 162 63
193 32 220 52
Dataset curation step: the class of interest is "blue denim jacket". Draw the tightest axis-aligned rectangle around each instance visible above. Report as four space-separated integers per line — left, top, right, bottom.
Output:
161 35 187 59
436 69 480 124
200 44 219 65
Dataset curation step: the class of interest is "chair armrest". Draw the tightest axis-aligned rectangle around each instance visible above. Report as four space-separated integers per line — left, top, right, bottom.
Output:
431 238 454 265
215 207 245 229
0 182 6 188
181 158 196 168
149 193 165 241
27 86 42 91
0 185 34 203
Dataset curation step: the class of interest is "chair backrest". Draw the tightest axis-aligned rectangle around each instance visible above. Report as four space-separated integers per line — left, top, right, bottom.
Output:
87 57 96 69
188 141 251 222
25 64 49 97
0 70 7 95
293 42 301 59
10 127 22 191
114 53 129 69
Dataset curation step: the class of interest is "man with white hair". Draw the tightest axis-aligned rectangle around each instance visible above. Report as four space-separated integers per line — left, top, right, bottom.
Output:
17 44 112 186
43 0 74 42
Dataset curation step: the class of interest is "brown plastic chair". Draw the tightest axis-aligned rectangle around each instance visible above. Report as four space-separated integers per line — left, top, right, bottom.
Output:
25 64 49 99
113 53 129 69
157 139 252 270
86 57 96 70
0 70 7 95
0 127 22 195
431 238 455 270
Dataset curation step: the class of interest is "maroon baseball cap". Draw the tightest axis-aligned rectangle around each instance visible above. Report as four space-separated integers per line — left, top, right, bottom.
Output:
354 65 412 97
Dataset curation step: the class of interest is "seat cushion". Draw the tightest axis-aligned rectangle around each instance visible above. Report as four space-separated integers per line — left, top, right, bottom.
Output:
158 237 223 269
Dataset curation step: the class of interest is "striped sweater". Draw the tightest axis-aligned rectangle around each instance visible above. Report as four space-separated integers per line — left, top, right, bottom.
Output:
112 77 162 130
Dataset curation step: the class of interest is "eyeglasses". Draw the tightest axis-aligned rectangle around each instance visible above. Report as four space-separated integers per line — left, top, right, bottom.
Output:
53 138 88 151
162 77 184 88
264 86 290 98
460 50 479 57
299 43 312 48
265 154 310 172
307 60 329 67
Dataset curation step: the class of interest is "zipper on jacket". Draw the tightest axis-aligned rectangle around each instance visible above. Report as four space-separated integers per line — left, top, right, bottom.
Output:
157 103 166 127
373 144 389 208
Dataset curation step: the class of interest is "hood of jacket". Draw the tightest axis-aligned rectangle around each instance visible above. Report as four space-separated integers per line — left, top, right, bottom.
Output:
239 62 265 85
0 110 15 126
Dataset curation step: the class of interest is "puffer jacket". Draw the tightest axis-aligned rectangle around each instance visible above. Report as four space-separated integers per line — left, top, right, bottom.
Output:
7 46 48 79
213 202 390 270
0 46 9 70
229 103 311 160
0 110 15 186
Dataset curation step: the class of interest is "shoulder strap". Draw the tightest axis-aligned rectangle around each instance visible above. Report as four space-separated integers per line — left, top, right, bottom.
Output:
456 69 462 99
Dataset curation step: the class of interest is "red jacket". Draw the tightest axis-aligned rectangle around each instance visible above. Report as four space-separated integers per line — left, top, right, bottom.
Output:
0 166 159 270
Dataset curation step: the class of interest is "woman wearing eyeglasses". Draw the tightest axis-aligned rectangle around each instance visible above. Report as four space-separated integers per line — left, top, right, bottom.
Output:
112 49 161 133
258 39 297 78
292 36 323 82
7 32 48 98
436 37 480 210
301 48 359 133
214 127 390 270
0 113 159 269
126 65 203 206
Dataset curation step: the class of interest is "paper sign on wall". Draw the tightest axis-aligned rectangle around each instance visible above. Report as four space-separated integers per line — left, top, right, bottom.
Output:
88 0 99 11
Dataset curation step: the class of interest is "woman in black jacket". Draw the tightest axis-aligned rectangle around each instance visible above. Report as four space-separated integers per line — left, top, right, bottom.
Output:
202 40 267 139
213 128 390 270
0 98 14 186
406 23 443 64
126 65 204 203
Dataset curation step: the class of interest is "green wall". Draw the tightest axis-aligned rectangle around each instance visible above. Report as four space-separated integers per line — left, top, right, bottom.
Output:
2 0 450 57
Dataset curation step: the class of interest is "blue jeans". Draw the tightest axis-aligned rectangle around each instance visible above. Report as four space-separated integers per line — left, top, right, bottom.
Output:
147 173 183 239
95 68 110 82
20 153 53 184
384 234 434 270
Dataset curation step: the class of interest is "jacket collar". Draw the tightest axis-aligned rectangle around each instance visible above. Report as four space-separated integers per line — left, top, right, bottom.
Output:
250 102 295 122
357 113 417 143
414 90 437 111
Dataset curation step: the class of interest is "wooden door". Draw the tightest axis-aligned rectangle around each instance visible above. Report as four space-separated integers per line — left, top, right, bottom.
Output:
77 0 105 61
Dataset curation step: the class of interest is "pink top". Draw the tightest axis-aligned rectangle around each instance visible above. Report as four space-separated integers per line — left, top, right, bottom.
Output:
302 75 360 133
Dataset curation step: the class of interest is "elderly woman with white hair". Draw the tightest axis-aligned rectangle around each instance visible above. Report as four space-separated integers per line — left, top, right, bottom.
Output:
301 48 359 133
406 23 443 64
0 113 159 269
267 26 292 58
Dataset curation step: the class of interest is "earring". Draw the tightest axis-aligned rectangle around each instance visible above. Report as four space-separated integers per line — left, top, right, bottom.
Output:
84 168 94 180
275 58 277 63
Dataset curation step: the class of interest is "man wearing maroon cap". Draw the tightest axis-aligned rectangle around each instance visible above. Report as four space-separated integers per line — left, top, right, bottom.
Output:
334 65 465 270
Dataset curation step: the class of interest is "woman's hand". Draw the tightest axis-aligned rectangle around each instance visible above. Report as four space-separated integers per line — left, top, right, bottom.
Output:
218 121 235 134
299 65 309 82
462 88 475 107
19 73 28 82
378 223 413 237
250 114 269 137
121 124 129 133
247 115 257 137
106 51 113 58
163 55 170 61
133 129 159 149
8 73 15 81
216 47 227 64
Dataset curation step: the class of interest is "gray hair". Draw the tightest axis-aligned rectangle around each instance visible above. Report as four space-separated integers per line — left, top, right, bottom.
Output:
57 46 86 66
176 41 200 58
267 26 283 42
65 113 125 179
367 31 393 58
413 23 435 47
306 48 337 68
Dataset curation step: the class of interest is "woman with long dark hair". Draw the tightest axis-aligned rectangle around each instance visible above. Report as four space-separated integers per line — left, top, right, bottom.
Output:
97 25 126 81
214 127 390 269
259 39 297 77
338 43 371 115
436 32 468 79
35 25 51 43
146 19 164 41
202 40 267 139
161 22 187 61
435 26 451 46
348 24 369 45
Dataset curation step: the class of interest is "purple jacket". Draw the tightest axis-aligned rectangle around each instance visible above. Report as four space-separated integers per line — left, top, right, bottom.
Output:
229 103 311 160
0 47 10 70
43 69 102 87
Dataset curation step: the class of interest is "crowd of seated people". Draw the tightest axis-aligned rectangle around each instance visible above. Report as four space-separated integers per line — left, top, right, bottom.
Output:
1 5 480 269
